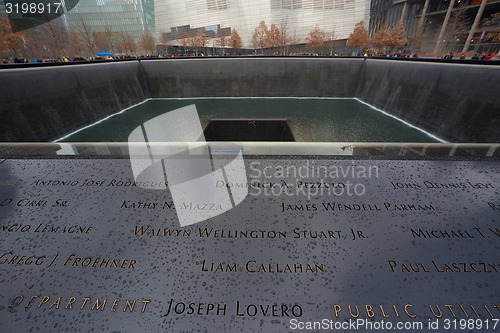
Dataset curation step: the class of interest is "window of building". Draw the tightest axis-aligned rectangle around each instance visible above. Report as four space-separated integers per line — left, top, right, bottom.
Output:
207 0 230 10
271 0 303 9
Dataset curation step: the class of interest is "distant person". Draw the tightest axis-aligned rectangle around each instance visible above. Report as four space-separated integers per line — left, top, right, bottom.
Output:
471 53 479 60
480 52 487 60
485 53 493 60
460 53 466 60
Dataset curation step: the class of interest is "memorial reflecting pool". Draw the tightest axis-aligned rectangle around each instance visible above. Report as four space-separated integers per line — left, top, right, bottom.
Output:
58 98 442 142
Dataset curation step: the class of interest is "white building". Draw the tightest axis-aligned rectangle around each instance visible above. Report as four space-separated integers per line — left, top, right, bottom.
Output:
155 0 370 48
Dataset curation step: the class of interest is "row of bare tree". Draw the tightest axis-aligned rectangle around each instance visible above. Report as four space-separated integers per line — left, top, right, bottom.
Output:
161 21 335 56
348 11 500 54
251 21 336 55
347 21 406 51
161 28 242 56
0 14 156 60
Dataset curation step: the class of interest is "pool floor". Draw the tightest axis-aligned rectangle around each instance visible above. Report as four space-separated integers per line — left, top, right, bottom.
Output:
58 98 441 143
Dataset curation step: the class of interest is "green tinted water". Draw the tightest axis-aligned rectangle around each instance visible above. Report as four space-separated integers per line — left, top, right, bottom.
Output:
59 98 441 143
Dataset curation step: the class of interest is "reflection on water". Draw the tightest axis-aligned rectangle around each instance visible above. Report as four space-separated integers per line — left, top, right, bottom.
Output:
57 98 442 143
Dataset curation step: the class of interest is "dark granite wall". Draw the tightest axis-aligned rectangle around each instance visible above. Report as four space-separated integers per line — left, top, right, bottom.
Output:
0 62 148 142
356 60 500 143
0 58 498 142
141 58 364 98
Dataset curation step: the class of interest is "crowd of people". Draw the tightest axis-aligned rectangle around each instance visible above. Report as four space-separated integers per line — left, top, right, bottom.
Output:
442 52 495 60
1 50 498 64
2 54 161 64
358 51 418 58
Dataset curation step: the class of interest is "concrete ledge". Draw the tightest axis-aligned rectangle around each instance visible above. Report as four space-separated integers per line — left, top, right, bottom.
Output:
0 58 498 142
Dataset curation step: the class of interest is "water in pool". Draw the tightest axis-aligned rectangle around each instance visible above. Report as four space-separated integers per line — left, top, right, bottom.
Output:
58 98 442 142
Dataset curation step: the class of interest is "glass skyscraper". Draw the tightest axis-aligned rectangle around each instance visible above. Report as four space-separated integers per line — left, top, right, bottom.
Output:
64 0 155 42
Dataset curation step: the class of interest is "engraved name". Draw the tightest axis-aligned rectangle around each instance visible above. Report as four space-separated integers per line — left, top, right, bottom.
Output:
388 260 500 273
390 181 494 190
201 259 325 274
281 202 436 212
9 295 150 312
63 254 136 269
121 201 222 211
163 298 303 318
32 179 168 188
334 304 500 319
0 198 68 208
0 224 92 234
134 226 366 240
410 227 500 239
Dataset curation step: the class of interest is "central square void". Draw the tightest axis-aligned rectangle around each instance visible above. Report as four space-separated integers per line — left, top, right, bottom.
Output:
203 119 295 141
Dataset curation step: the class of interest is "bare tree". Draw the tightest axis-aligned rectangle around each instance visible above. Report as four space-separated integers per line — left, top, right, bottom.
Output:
40 19 68 58
157 29 172 55
442 10 470 53
158 29 169 48
252 20 268 55
250 35 258 51
117 31 136 55
0 13 29 58
77 18 96 56
386 20 407 51
408 33 424 53
94 33 110 53
305 25 328 55
67 31 86 56
24 29 44 59
370 26 391 50
288 29 302 53
125 33 137 55
140 31 156 54
347 21 368 52
188 33 198 56
177 29 190 55
328 25 338 56
480 11 500 52
279 20 290 55
266 23 281 53
115 32 125 54
195 30 208 56
408 8 426 53
228 28 242 55
216 30 229 55
102 26 117 54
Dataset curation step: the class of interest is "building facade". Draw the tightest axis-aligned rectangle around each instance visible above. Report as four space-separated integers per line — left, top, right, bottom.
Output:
369 0 423 37
155 0 370 49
